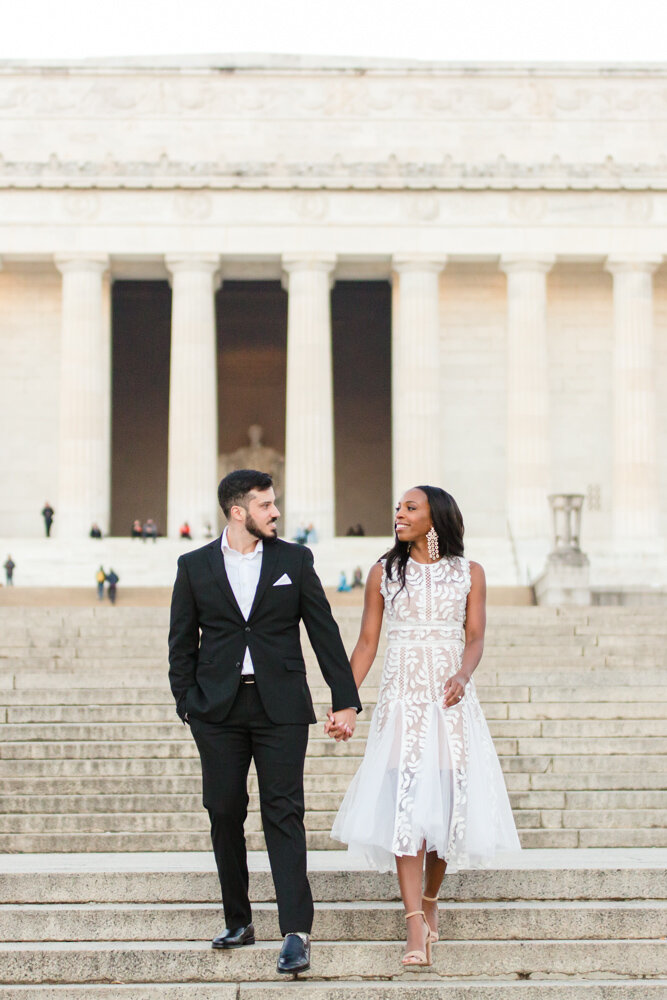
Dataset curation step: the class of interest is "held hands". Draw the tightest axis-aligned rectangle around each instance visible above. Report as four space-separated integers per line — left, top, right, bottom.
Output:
443 672 469 709
324 707 357 742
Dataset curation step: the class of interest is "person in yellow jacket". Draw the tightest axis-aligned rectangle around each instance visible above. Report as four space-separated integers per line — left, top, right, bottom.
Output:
96 566 106 601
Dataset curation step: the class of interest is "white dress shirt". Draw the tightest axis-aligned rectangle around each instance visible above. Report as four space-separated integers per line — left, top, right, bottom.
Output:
221 527 263 675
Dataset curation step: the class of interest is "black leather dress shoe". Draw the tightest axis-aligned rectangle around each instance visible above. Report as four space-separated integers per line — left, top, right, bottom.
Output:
212 923 255 949
277 932 311 974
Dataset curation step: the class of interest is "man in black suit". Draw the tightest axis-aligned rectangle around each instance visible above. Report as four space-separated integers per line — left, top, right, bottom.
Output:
169 469 361 974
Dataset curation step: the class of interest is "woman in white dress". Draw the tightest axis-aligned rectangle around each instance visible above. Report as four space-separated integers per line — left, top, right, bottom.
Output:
330 486 520 967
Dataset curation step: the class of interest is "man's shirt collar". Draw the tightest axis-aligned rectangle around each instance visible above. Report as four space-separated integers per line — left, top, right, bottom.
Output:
221 526 263 558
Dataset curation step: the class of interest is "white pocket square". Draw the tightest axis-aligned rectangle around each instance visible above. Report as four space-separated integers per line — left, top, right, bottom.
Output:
273 573 292 586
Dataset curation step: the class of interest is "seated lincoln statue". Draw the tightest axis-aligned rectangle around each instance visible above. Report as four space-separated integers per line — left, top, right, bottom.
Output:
219 425 285 505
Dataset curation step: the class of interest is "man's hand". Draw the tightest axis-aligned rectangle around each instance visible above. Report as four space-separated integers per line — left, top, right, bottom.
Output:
324 708 357 742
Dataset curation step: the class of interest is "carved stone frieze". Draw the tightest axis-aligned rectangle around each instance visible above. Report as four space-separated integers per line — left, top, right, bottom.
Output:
2 71 667 120
1 152 667 191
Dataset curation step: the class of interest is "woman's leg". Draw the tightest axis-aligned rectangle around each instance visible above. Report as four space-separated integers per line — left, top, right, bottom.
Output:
423 850 447 937
396 848 429 958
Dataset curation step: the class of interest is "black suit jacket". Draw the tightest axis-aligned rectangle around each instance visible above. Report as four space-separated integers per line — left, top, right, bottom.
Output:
168 536 362 725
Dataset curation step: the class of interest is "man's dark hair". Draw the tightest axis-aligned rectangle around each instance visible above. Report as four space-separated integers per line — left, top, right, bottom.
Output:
218 469 273 518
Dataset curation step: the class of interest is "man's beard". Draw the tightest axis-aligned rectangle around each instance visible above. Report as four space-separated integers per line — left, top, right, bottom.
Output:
245 512 278 540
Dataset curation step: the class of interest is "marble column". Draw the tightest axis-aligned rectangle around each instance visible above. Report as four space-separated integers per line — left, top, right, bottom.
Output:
54 254 111 538
282 254 336 540
165 254 220 539
500 254 555 539
605 256 662 544
391 255 447 500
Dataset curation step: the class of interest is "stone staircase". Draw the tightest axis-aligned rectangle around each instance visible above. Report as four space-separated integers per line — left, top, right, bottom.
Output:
0 850 666 997
1 605 666 851
1 603 667 997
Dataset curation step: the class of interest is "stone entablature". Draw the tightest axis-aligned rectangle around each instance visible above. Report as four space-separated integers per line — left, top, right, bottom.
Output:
0 58 666 554
2 58 667 195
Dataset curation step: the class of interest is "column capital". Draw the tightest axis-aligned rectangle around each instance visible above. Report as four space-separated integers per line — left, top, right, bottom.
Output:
281 253 337 274
605 255 662 276
165 253 221 275
499 254 555 275
281 254 337 291
54 253 109 275
391 254 447 275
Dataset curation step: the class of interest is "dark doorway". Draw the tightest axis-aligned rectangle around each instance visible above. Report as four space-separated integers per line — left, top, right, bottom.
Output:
110 281 171 536
216 279 288 470
332 281 392 536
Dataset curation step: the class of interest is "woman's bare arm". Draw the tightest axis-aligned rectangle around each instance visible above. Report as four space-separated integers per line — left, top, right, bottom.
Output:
443 561 486 708
349 561 385 688
324 561 384 740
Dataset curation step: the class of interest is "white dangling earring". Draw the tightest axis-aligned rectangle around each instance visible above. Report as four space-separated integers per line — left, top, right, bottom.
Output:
426 526 440 561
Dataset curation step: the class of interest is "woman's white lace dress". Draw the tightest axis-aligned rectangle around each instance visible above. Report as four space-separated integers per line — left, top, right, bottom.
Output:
331 555 520 872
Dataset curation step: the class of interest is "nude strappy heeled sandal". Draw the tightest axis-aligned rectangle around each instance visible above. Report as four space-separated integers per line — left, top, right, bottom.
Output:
401 909 432 967
422 894 439 942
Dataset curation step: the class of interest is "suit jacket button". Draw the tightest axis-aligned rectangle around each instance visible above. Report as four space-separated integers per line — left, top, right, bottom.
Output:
235 662 241 668
245 626 251 632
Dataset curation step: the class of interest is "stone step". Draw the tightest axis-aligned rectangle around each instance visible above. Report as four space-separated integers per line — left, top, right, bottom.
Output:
1 701 517 723
2 789 665 817
8 666 667 690
9 670 663 695
1 900 664 943
7 700 667 724
512 737 667 755
3 717 665 742
2 980 662 999
3 734 666 760
2 771 665 796
523 773 667 791
1 752 665 780
3 859 663 905
0 653 654 673
0 938 664 985
5 712 667 743
3 828 666 853
0 606 657 622
521 829 667 849
3 684 667 707
508 702 667 719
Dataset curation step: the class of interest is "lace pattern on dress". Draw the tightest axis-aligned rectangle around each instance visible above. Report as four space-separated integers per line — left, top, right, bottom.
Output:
378 555 492 864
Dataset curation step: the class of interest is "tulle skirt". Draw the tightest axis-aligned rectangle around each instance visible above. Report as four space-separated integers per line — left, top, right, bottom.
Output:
331 693 521 873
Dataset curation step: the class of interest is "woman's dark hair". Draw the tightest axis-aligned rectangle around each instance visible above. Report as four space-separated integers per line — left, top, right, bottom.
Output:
218 469 273 518
384 485 464 598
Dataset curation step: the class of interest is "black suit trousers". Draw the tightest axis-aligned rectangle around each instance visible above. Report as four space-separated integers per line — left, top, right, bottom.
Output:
189 681 313 935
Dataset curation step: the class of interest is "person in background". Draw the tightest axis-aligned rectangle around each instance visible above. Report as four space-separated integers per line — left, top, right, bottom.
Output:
180 521 192 540
131 519 142 539
41 503 54 537
96 566 106 601
351 566 363 589
337 571 351 593
143 519 158 543
293 523 307 545
90 523 102 539
106 568 119 605
4 555 15 586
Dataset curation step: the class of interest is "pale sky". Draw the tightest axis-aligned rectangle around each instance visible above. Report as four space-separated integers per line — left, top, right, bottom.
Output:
1 0 666 63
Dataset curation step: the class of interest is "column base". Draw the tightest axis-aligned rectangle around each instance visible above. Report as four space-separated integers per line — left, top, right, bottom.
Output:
534 552 591 606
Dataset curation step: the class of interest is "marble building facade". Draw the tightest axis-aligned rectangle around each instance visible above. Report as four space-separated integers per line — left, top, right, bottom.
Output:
0 56 666 580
